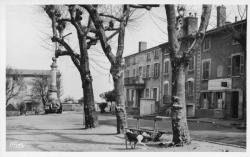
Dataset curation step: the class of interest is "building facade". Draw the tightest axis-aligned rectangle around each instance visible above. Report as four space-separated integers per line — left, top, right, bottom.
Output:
123 6 246 119
124 42 166 115
6 69 61 115
196 19 246 119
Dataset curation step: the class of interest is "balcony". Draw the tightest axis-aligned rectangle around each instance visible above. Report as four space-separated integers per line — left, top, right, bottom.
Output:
124 76 145 89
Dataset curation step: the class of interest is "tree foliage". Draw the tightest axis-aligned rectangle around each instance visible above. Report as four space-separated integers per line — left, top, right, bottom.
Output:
100 90 116 103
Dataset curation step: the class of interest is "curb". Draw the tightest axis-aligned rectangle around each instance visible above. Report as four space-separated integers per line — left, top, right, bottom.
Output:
193 138 246 149
187 119 243 129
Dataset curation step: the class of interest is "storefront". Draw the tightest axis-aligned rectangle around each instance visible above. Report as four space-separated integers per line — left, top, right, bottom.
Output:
196 78 243 119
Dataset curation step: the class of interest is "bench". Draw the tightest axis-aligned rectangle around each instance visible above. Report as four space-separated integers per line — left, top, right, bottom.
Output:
125 115 171 148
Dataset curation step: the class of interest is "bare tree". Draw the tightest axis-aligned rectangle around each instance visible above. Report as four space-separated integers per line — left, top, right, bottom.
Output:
44 5 102 128
82 4 158 133
31 75 62 107
31 76 49 107
6 67 26 106
165 5 212 145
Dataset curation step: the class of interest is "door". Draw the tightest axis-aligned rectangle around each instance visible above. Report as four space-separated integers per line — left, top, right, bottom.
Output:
231 91 239 118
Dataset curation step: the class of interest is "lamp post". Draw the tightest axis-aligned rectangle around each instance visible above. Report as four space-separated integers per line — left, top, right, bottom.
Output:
45 57 61 113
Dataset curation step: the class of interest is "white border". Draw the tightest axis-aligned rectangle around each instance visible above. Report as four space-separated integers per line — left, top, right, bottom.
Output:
0 0 249 157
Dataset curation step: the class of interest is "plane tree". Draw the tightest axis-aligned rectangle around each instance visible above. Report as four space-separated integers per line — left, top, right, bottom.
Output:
164 5 212 145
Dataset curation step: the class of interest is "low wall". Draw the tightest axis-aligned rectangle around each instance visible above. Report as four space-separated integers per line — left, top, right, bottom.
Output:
195 109 224 118
62 103 82 112
6 111 20 117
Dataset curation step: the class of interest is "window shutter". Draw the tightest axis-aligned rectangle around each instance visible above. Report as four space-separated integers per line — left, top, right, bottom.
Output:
142 66 146 78
227 56 232 76
240 55 244 74
150 64 154 78
157 63 160 78
156 88 159 101
166 61 169 74
136 67 139 76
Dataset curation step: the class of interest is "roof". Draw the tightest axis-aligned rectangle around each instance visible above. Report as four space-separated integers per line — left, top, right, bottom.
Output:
6 69 61 77
124 43 168 59
124 19 246 59
206 19 246 36
6 104 19 111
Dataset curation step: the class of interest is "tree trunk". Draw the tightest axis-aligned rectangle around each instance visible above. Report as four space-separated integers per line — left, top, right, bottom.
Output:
171 63 191 145
112 66 127 134
81 75 98 128
80 36 98 129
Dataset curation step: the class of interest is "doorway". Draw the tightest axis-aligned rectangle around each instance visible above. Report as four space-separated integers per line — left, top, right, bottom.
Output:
231 91 239 118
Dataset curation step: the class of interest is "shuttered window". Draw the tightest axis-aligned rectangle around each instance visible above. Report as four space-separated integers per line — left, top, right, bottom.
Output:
188 56 195 71
164 60 170 74
232 55 241 76
163 83 169 96
227 57 232 76
146 65 150 78
186 81 194 97
138 66 142 76
147 52 151 61
202 60 210 80
142 66 146 78
240 55 244 74
153 63 160 78
133 69 136 77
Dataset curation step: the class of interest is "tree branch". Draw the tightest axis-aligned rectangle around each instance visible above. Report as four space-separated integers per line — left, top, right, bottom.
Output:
99 13 122 22
129 4 159 10
165 5 180 59
70 56 82 73
68 5 84 36
81 5 116 65
51 36 80 60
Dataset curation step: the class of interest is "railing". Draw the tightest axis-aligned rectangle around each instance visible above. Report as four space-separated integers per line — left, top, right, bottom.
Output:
124 76 145 86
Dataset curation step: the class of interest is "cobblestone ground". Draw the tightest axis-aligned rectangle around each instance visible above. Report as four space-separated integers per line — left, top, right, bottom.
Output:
6 112 246 151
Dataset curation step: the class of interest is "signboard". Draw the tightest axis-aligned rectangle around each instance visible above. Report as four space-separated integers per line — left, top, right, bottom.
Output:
208 78 232 90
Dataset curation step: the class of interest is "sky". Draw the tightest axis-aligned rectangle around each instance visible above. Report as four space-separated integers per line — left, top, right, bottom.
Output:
5 4 246 102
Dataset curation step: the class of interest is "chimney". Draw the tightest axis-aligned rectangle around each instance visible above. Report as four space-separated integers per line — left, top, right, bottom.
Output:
183 15 198 36
138 41 147 52
217 5 226 27
235 16 238 22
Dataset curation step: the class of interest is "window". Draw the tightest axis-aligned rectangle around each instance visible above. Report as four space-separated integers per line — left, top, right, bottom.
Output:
153 88 158 100
164 59 170 74
133 69 136 77
153 63 160 78
186 80 194 97
163 82 169 96
188 56 195 71
131 90 134 101
202 60 211 80
146 65 150 78
202 93 209 109
216 92 223 109
125 70 130 78
138 66 142 76
147 52 151 61
154 49 159 59
217 65 223 77
132 57 136 65
126 89 130 101
145 88 150 98
126 58 130 66
142 66 146 78
232 55 243 76
203 38 211 51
